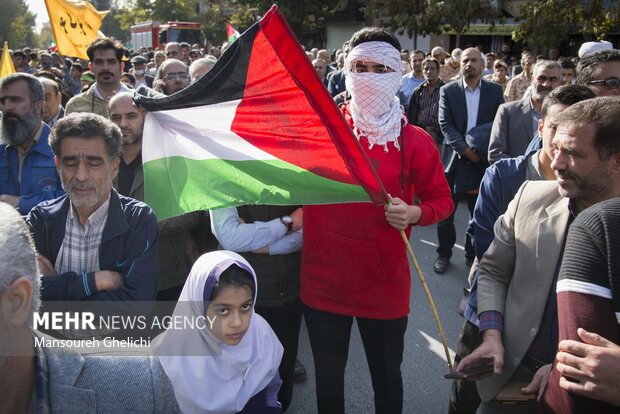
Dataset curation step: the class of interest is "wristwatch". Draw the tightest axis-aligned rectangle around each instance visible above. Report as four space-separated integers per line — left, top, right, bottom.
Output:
280 215 293 233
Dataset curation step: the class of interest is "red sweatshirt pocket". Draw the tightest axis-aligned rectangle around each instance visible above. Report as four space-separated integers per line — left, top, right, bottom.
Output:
305 230 389 296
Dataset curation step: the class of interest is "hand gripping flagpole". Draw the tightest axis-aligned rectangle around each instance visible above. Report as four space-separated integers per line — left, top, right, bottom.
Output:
399 229 454 372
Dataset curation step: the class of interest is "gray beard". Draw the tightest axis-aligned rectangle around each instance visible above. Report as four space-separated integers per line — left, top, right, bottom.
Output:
0 111 40 147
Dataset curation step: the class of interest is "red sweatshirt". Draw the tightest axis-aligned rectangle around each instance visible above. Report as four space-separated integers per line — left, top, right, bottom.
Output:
301 106 453 319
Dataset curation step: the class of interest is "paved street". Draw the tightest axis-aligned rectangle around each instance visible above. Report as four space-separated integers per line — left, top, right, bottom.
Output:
288 202 472 413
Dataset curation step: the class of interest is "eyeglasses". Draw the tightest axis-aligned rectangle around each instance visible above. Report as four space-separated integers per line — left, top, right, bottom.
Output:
164 72 189 81
165 51 179 57
586 77 620 90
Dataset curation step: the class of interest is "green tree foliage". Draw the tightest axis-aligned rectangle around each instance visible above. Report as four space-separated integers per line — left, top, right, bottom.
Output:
361 0 442 48
0 0 37 48
38 25 55 50
437 0 495 46
236 0 340 36
101 7 128 42
116 0 197 31
514 0 620 48
361 0 495 48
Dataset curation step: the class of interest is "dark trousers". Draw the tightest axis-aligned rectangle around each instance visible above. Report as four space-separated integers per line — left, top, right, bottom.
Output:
255 299 302 412
449 320 483 414
437 171 478 259
303 305 408 414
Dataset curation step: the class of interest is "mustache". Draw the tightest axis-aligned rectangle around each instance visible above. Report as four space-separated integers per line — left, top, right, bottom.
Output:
2 112 21 121
555 170 575 180
69 181 96 191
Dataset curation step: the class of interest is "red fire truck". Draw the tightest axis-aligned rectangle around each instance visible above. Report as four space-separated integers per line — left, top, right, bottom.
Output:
130 21 203 50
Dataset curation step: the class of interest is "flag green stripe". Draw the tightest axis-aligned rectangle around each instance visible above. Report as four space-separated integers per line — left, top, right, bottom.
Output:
144 156 371 219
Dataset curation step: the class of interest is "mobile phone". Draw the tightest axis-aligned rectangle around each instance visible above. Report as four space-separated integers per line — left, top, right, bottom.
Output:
443 363 494 380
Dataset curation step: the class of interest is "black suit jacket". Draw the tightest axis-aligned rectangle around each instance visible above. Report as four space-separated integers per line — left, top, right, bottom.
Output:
438 78 504 173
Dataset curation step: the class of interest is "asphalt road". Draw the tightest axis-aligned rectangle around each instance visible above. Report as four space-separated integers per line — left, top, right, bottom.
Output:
288 203 473 414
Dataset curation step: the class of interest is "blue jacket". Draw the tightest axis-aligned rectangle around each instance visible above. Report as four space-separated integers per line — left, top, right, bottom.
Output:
465 155 530 326
26 190 159 302
0 123 63 214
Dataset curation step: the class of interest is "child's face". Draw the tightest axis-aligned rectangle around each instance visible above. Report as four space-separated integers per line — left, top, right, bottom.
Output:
206 286 253 346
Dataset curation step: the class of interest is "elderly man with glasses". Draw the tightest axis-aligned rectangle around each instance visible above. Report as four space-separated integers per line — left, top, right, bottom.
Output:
153 58 190 96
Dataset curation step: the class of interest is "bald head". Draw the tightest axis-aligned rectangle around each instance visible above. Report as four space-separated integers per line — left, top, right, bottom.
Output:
108 92 145 147
461 48 484 82
38 77 62 123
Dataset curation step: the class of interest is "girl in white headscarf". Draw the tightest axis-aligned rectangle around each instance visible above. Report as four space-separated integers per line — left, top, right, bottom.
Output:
154 251 284 414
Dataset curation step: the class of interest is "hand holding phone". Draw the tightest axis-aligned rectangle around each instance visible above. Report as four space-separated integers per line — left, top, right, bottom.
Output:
444 362 494 380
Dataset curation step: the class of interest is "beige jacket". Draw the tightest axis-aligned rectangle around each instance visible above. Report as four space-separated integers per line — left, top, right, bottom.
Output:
476 180 569 401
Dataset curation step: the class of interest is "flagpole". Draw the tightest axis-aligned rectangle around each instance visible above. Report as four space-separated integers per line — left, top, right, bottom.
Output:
399 230 454 372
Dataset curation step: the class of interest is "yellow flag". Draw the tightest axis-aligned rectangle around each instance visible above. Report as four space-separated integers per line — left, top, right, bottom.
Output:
0 41 16 79
44 0 108 60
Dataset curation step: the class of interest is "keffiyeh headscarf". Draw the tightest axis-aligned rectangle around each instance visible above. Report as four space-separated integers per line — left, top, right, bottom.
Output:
344 41 406 152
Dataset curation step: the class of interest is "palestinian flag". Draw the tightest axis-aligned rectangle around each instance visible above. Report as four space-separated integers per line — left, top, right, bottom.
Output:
227 22 240 43
134 6 387 220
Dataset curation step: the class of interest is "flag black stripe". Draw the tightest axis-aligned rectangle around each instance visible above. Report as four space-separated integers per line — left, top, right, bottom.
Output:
134 22 260 111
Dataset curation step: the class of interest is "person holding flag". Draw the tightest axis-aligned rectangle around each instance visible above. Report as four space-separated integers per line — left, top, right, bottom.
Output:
132 13 450 412
300 27 453 414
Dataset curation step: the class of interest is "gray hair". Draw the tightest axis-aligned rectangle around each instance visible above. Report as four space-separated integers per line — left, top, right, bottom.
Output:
189 56 217 81
0 72 44 105
154 58 188 82
576 49 620 86
0 202 40 316
49 112 122 159
532 59 563 78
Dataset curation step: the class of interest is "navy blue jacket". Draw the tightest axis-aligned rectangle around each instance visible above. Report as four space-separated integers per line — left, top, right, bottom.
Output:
327 70 346 97
465 154 530 326
0 123 63 214
27 190 159 302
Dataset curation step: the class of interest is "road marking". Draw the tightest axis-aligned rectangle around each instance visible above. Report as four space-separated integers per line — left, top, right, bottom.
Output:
419 330 456 363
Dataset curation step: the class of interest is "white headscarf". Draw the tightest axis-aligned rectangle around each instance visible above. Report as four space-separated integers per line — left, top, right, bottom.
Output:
344 41 406 152
153 251 283 414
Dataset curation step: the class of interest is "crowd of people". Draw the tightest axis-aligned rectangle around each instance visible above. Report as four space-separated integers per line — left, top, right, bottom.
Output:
0 26 619 414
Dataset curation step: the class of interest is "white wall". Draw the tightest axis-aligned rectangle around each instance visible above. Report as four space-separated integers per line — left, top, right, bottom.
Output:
326 22 364 52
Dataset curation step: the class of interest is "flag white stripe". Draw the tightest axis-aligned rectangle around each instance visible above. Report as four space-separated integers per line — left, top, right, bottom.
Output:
143 99 277 163
556 279 612 299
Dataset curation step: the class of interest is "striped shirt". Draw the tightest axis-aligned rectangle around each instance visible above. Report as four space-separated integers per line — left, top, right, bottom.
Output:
55 199 110 291
557 198 620 326
416 82 440 129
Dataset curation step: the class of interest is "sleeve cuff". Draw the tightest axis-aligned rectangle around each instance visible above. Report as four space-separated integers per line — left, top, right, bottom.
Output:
479 310 503 332
83 272 98 296
267 218 287 240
